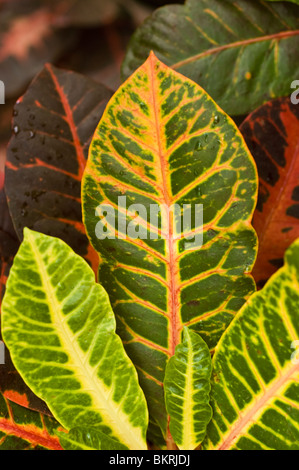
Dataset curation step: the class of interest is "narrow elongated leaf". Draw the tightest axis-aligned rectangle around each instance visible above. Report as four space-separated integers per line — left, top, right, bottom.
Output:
240 97 299 287
0 392 63 450
203 238 299 450
5 64 113 273
164 327 212 450
1 228 148 450
82 52 258 443
121 0 299 116
57 426 128 450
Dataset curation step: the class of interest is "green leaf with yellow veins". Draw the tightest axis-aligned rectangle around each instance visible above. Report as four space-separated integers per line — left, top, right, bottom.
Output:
204 238 299 450
82 52 258 444
1 228 148 450
164 327 212 450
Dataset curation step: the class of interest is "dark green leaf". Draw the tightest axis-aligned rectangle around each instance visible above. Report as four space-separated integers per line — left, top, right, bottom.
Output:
122 0 299 115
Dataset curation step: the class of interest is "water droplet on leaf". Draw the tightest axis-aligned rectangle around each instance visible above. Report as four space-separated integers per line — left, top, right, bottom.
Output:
195 141 203 151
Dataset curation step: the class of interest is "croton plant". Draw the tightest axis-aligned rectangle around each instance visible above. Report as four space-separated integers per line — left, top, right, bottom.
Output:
0 0 299 451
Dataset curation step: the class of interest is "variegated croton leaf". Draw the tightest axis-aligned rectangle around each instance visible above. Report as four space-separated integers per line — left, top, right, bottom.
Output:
203 238 299 450
82 52 258 444
1 229 149 450
239 97 299 288
164 327 212 450
121 0 299 116
5 64 113 275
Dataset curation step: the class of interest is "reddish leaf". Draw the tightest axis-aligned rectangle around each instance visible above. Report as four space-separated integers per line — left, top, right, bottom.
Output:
5 64 113 273
240 97 299 287
0 392 63 450
0 0 77 98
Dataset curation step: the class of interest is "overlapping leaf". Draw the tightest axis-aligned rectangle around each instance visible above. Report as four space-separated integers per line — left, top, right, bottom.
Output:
121 0 299 116
240 97 299 287
5 64 113 274
82 53 258 444
0 391 63 450
164 327 212 450
203 238 299 450
1 229 149 450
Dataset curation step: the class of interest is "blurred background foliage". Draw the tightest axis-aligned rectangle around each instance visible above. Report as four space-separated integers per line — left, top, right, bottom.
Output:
0 0 184 174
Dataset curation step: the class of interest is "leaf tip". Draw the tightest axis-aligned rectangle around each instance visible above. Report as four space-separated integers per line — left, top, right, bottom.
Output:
147 50 160 66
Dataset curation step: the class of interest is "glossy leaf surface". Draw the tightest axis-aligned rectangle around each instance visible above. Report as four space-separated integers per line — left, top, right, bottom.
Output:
240 97 299 287
164 327 212 450
5 64 113 274
0 391 63 450
204 238 299 450
1 229 148 450
57 426 128 450
122 0 299 116
82 53 258 442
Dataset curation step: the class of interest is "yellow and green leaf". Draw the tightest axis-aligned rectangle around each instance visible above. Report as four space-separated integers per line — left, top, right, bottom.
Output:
164 327 212 450
1 228 148 450
203 238 299 450
82 52 258 442
57 426 129 450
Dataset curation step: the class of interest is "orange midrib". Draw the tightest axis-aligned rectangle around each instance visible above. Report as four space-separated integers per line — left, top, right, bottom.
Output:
45 64 86 179
0 418 63 450
217 361 299 450
148 53 179 358
172 30 299 70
